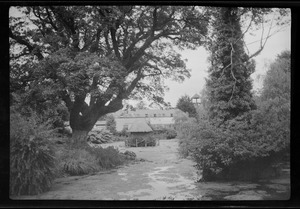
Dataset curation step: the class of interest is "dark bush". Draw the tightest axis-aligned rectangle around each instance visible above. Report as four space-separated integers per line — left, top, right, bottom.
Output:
176 101 289 181
151 129 166 139
85 146 126 169
165 129 177 139
10 112 56 196
189 110 289 181
115 128 129 137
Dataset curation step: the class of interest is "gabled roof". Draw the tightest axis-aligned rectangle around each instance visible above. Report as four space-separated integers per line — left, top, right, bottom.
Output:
128 120 153 133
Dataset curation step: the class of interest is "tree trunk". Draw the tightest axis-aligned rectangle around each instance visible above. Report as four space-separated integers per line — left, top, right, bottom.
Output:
71 129 89 146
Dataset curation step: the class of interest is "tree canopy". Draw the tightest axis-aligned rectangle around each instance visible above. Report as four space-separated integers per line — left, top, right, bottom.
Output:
10 6 210 139
9 6 290 144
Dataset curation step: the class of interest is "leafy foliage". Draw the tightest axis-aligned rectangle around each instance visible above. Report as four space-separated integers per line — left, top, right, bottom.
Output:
151 128 177 139
85 146 126 169
260 51 290 104
10 6 210 138
105 114 117 134
174 113 200 158
205 7 257 125
165 129 177 139
56 144 127 176
177 50 290 181
10 111 56 196
176 95 198 118
59 148 98 176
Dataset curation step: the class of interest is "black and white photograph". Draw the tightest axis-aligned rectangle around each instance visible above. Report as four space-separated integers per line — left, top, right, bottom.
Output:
8 3 292 203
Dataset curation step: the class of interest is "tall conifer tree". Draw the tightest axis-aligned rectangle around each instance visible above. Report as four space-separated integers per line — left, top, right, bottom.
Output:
205 7 256 125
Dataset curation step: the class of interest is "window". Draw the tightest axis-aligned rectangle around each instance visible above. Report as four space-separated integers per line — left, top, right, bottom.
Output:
171 114 173 117
154 114 156 117
145 114 148 117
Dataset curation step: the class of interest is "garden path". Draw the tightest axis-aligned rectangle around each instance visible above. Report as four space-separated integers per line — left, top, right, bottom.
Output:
16 139 290 200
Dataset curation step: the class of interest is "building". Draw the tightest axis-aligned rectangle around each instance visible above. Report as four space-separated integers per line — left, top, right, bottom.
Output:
113 108 184 132
191 93 201 106
64 109 184 133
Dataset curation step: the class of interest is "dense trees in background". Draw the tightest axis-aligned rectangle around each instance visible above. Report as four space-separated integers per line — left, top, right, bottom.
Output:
176 95 197 118
10 6 211 143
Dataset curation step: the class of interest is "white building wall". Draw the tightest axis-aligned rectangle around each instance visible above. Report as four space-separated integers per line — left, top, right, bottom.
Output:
115 117 175 132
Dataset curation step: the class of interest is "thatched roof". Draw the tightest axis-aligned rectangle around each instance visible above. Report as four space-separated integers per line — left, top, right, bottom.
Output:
128 120 153 133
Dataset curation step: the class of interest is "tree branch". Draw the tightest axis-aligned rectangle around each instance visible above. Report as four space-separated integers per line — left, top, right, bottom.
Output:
10 49 31 59
152 7 158 37
110 27 121 59
247 14 275 60
143 62 163 77
46 7 58 31
104 30 112 54
9 28 44 60
228 42 237 102
124 31 165 71
124 69 143 98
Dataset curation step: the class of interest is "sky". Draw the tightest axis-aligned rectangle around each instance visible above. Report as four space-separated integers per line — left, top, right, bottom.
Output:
9 7 291 108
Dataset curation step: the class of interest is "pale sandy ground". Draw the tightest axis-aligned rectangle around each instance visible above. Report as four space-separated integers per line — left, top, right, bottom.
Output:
13 139 290 200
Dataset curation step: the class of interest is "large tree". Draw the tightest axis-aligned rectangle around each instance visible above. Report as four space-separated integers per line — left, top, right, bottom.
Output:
205 7 257 125
204 7 290 125
9 6 210 144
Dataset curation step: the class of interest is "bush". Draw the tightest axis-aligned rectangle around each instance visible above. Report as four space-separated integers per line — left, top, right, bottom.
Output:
176 101 289 181
56 144 128 176
151 129 166 139
151 128 177 139
10 112 56 196
126 135 157 147
116 127 130 137
188 110 289 181
165 129 177 139
57 148 98 176
175 117 199 158
86 146 126 169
